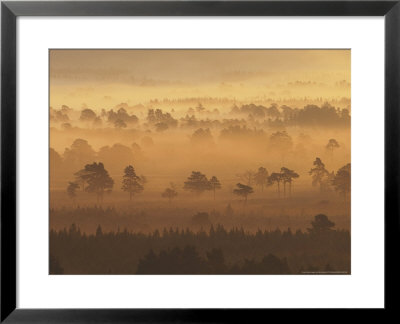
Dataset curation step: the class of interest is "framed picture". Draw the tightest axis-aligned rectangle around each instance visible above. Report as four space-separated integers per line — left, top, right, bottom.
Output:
1 0 399 321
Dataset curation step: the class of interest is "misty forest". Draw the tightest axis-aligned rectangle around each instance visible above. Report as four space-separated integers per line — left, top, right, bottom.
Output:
49 50 351 275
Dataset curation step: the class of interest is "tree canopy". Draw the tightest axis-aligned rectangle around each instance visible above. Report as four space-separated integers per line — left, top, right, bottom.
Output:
326 138 340 151
76 162 114 202
254 167 269 192
281 167 300 198
162 186 178 203
233 183 254 203
209 176 222 200
269 131 293 151
308 214 335 233
331 163 351 198
268 172 284 198
64 139 96 171
122 165 144 200
309 157 330 192
183 171 212 194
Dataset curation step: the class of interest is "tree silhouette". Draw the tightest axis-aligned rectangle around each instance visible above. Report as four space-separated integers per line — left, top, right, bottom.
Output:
50 106 69 123
307 214 335 234
162 186 178 203
209 176 222 200
50 221 350 274
331 163 351 201
79 108 97 121
220 125 265 141
268 172 284 198
254 167 269 192
233 183 254 204
147 108 177 128
73 168 93 191
309 157 330 192
281 167 300 198
326 138 340 160
295 103 350 127
183 171 212 194
122 165 144 200
155 122 168 132
66 182 79 201
76 162 114 203
106 107 138 126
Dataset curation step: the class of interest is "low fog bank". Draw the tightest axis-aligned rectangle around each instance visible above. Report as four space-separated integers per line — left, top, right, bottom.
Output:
50 100 350 233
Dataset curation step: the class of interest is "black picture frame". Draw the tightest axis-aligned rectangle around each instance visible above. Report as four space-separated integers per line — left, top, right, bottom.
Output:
1 0 399 322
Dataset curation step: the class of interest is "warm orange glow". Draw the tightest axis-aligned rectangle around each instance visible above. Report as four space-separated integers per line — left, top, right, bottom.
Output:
49 49 351 275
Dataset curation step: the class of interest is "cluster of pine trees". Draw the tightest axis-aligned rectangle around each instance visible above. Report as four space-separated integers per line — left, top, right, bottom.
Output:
50 214 350 275
66 157 350 204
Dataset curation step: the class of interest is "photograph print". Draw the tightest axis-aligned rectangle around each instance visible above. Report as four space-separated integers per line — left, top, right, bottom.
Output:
49 49 351 275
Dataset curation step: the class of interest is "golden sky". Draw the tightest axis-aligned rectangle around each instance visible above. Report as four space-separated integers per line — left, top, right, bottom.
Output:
50 49 350 109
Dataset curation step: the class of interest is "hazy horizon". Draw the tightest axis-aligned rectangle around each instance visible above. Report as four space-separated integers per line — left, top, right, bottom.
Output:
50 49 350 109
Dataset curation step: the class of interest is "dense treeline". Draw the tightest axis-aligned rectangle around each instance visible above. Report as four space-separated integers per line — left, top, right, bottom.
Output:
50 102 350 131
136 247 291 274
233 103 350 127
50 214 350 275
49 204 351 236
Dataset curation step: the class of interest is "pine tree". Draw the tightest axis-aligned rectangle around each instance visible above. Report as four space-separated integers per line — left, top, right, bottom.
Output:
122 165 144 200
209 176 222 200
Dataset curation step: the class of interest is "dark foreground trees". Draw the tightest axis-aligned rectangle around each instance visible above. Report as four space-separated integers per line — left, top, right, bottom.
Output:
136 247 290 274
49 254 64 274
49 214 349 275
